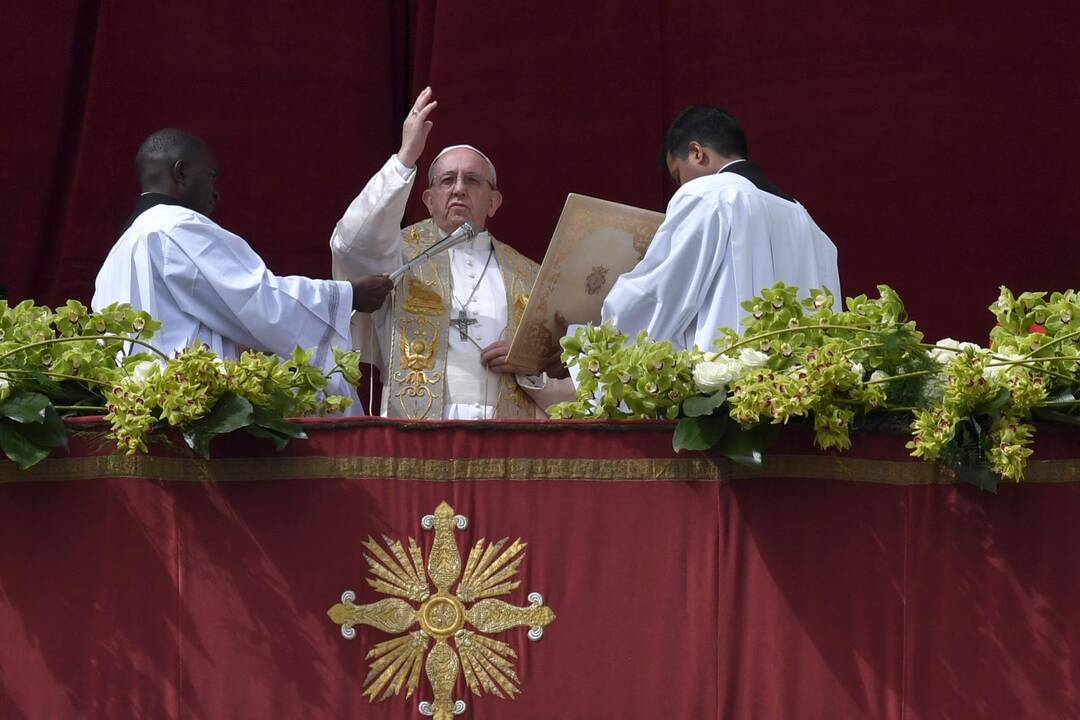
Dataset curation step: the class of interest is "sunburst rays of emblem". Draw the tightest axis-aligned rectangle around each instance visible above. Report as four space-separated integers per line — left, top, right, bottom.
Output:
327 501 556 719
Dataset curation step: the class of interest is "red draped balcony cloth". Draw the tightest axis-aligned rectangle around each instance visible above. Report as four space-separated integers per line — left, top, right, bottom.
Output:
1 419 1078 719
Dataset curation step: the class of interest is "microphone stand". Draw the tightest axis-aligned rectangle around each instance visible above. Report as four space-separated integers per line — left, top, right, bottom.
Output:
388 222 477 284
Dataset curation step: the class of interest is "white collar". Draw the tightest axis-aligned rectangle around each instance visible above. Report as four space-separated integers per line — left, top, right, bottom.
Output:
718 158 747 173
450 229 493 253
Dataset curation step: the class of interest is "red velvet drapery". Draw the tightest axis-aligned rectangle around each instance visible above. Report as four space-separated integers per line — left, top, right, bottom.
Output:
4 2 1079 342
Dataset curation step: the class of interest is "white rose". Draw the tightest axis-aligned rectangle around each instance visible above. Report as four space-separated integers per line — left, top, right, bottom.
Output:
850 361 865 378
693 357 743 392
869 369 890 383
983 351 1023 381
131 360 158 386
737 348 769 369
929 338 982 364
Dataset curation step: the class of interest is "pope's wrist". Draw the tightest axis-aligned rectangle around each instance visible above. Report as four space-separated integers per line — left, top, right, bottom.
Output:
394 152 417 172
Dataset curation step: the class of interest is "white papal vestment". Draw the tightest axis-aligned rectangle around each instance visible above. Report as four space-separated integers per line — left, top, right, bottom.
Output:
330 155 568 419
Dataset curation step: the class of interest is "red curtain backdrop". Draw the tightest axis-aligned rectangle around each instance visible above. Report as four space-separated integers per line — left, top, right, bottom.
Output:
1 420 1079 719
3 2 1079 342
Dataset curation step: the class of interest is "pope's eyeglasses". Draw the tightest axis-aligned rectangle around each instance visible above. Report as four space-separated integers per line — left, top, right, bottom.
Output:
432 171 495 191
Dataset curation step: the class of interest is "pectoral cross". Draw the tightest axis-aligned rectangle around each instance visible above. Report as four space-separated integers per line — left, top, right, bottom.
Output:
450 309 479 341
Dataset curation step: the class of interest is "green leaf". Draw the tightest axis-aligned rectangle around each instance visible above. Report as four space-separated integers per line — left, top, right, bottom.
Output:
16 406 69 449
1046 389 1076 403
953 461 999 494
0 391 50 424
714 422 783 467
189 393 254 435
182 393 254 459
244 424 291 450
1033 408 1080 427
673 415 727 452
182 432 211 459
44 380 101 407
251 405 307 439
973 388 1011 417
245 404 307 450
682 391 726 418
0 418 52 469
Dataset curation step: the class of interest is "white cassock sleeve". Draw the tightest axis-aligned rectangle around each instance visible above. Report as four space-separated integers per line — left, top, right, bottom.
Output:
161 218 353 364
158 217 361 415
601 191 725 349
330 155 416 373
93 204 361 415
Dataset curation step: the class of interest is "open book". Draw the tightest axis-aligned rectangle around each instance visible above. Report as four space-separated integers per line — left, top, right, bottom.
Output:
507 193 665 373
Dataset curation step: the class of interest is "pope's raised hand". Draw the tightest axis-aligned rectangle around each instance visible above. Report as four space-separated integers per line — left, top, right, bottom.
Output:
397 87 437 169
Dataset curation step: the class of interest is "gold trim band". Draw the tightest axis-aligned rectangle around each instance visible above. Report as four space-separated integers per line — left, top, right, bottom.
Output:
3 453 1078 485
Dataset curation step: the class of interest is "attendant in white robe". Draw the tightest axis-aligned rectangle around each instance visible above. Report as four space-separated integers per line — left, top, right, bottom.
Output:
602 105 841 351
92 128 393 415
330 88 573 418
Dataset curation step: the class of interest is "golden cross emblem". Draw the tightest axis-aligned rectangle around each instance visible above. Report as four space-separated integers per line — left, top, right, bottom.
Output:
327 501 556 718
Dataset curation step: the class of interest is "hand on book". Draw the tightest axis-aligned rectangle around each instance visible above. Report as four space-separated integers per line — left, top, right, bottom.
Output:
541 311 571 379
480 340 535 376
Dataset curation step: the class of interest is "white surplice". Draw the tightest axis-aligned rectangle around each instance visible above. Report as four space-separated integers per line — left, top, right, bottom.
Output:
92 203 361 414
330 155 562 419
602 171 841 351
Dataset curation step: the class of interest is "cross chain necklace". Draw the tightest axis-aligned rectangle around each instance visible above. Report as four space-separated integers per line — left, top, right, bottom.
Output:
449 245 495 345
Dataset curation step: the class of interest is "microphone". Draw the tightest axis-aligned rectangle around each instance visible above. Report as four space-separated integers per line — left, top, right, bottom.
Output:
388 222 478 283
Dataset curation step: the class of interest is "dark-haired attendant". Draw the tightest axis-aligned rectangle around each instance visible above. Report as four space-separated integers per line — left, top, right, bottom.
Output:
602 106 841 350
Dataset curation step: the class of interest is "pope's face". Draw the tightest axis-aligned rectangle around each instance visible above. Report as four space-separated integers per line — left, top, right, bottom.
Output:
422 148 502 234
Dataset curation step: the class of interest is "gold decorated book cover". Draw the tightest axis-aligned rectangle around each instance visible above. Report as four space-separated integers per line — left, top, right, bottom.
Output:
507 193 664 372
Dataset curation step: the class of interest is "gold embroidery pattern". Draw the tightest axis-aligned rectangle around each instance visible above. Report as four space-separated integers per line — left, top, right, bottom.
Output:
492 240 540 418
15 448 1080 485
585 265 609 295
386 222 543 419
633 236 650 261
403 279 446 317
328 501 555 719
512 292 530 328
393 317 443 419
385 221 451 419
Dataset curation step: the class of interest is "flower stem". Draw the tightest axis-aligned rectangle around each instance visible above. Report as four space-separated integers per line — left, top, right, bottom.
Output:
985 355 1077 367
722 324 902 355
843 343 885 355
0 367 112 387
1021 328 1080 361
866 369 938 385
0 335 169 362
984 356 1076 384
53 405 108 412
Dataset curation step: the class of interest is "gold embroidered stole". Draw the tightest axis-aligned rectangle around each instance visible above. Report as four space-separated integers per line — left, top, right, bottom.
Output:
385 220 539 419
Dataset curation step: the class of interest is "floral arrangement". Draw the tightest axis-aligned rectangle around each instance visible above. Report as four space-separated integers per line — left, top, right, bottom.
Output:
549 285 1080 491
0 299 360 469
